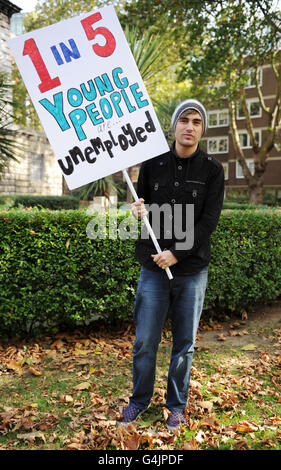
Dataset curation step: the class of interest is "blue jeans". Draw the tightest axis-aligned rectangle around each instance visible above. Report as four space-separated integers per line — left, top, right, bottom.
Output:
130 266 208 413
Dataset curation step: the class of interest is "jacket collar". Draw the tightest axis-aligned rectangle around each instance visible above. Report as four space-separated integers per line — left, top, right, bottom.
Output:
171 141 200 161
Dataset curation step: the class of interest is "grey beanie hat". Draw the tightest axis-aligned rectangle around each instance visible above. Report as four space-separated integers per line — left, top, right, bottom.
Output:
171 99 208 136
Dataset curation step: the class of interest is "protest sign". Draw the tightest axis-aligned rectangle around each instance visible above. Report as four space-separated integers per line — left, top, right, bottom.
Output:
7 5 169 190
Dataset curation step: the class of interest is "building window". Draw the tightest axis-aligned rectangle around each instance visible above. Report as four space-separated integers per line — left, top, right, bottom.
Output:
249 100 262 117
208 109 229 127
237 99 262 119
207 137 228 154
236 159 255 178
238 130 261 149
245 67 263 88
222 162 229 180
10 13 25 36
30 154 44 180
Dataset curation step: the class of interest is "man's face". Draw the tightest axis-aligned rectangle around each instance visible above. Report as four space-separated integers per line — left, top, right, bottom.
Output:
174 110 203 150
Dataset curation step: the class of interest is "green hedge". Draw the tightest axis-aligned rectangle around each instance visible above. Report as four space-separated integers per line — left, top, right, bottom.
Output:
0 194 79 210
222 201 268 210
0 207 280 336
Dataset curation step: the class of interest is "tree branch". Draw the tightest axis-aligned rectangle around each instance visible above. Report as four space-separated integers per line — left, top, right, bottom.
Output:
255 66 271 115
256 0 281 34
266 58 281 142
240 88 259 154
228 99 253 183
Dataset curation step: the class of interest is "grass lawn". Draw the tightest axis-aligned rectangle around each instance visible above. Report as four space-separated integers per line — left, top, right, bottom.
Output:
0 315 281 450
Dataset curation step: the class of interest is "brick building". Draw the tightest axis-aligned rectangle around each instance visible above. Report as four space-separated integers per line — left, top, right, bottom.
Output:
119 62 281 203
201 64 281 200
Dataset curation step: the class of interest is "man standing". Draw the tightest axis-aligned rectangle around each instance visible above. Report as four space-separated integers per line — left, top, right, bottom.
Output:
120 99 225 431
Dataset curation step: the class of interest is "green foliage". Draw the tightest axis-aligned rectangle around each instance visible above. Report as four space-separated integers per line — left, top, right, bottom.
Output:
0 208 140 336
123 25 165 91
124 0 280 92
223 202 267 210
0 194 79 210
225 191 281 207
208 208 281 314
73 175 125 202
0 73 23 172
12 65 41 130
24 0 123 31
175 0 281 106
0 208 280 336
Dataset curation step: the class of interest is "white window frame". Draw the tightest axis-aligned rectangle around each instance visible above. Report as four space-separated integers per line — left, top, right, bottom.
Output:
244 67 263 89
207 137 229 154
237 98 262 120
236 159 255 179
208 109 229 128
222 162 229 180
238 129 261 149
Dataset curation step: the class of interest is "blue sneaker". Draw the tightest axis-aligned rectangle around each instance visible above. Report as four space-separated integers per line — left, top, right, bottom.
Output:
119 403 146 426
166 410 185 431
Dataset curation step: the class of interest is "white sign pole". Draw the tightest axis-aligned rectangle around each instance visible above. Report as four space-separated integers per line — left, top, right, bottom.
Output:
123 168 173 280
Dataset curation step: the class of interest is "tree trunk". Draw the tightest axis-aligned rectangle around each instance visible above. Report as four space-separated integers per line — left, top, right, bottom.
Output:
249 183 263 204
104 182 116 207
249 170 265 204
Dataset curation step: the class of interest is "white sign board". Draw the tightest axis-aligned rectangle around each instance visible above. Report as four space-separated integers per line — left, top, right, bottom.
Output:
8 6 169 190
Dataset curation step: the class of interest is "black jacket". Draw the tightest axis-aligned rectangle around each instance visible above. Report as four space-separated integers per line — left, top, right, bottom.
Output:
135 143 225 276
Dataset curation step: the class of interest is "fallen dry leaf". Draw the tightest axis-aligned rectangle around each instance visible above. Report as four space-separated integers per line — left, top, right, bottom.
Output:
63 395 74 403
73 349 89 356
268 416 281 426
50 340 64 350
6 360 23 372
122 433 141 450
0 315 280 451
217 333 227 342
66 442 82 450
197 400 213 412
72 382 92 391
29 367 42 376
241 311 248 320
89 392 106 406
242 343 257 351
190 379 201 388
17 431 46 443
180 440 197 450
195 430 206 443
235 439 248 450
199 416 220 429
236 420 259 432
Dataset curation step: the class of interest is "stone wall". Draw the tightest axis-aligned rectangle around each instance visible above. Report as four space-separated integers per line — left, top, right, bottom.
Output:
0 5 63 196
0 11 12 75
0 128 63 195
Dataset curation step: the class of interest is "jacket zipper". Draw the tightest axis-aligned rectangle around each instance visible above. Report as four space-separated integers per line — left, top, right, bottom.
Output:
186 180 206 185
